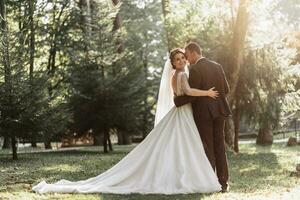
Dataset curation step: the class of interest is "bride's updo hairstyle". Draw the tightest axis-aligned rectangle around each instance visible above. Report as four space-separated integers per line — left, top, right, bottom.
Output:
169 48 185 69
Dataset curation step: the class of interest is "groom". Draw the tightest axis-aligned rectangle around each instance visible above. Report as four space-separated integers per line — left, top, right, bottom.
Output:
174 42 231 192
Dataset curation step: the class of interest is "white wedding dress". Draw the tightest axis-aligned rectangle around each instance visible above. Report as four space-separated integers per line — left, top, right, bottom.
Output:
32 71 221 194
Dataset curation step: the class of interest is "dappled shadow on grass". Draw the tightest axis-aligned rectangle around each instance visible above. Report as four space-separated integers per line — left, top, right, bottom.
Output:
0 149 127 192
254 143 272 153
227 148 284 193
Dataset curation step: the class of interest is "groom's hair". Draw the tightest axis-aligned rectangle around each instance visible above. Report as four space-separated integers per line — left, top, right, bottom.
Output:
185 42 202 55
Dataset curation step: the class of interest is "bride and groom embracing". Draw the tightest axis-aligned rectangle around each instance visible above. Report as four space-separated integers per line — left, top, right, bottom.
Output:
33 42 232 194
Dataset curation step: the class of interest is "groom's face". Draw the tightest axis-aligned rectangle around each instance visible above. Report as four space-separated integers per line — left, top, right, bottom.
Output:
185 49 194 65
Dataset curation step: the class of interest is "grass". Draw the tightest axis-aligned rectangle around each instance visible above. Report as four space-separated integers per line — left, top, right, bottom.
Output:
0 143 299 200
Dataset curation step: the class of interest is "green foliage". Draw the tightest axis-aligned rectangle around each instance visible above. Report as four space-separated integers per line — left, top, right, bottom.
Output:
1 0 166 153
162 0 300 132
64 1 162 140
237 48 285 130
0 0 70 156
1 0 300 154
121 0 166 135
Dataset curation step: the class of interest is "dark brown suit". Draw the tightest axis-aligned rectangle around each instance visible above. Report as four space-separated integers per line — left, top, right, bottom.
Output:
174 58 231 188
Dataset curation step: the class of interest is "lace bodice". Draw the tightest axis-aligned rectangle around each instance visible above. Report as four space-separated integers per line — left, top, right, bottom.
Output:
175 72 191 96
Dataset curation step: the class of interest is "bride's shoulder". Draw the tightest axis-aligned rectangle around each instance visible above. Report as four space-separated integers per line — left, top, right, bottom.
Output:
173 71 188 81
176 71 187 75
178 71 188 79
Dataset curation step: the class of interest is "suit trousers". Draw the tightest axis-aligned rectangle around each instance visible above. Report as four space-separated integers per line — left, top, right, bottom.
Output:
195 116 229 186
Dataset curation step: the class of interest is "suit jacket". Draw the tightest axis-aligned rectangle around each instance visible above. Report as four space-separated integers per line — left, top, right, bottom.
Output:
174 58 232 120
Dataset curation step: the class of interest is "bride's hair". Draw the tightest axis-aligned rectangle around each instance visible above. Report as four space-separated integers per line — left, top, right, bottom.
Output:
169 48 185 69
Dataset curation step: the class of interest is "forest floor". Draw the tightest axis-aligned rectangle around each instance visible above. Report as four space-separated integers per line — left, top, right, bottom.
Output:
0 143 299 200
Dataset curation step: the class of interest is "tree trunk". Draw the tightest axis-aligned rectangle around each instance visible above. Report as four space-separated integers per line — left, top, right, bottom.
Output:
93 134 102 146
161 0 172 51
123 134 132 145
228 0 249 103
1 0 11 83
31 142 37 147
1 0 14 156
103 130 108 153
47 1 67 96
225 0 250 148
44 140 52 149
141 48 149 138
117 131 132 145
11 136 18 160
108 134 113 151
2 137 10 149
102 128 113 152
233 107 241 153
17 3 26 49
112 0 123 53
79 0 92 36
232 86 242 152
117 131 123 145
225 118 235 148
79 0 92 54
47 2 56 97
29 0 35 79
31 137 37 147
29 1 37 148
110 0 123 75
256 127 273 145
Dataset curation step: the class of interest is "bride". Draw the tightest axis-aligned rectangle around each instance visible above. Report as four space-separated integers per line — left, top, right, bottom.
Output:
32 48 222 194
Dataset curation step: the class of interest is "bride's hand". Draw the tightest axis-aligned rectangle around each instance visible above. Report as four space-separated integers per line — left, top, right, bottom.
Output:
207 87 219 99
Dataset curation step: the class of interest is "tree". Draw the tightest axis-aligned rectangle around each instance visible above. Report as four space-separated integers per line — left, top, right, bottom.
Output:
161 0 172 50
0 0 69 159
28 0 37 147
65 1 146 153
225 0 250 151
121 0 165 138
111 0 123 147
0 0 15 158
43 0 71 149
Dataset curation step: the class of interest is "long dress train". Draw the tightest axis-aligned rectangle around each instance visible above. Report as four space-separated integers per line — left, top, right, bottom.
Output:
32 72 221 194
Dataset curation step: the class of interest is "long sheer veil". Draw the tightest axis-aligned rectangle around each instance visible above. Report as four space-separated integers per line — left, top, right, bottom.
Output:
154 58 175 126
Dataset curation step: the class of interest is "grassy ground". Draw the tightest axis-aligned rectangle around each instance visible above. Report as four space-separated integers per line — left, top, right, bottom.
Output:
0 143 299 200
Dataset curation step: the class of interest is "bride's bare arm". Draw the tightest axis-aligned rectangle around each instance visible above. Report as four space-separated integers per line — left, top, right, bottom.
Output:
180 73 219 99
